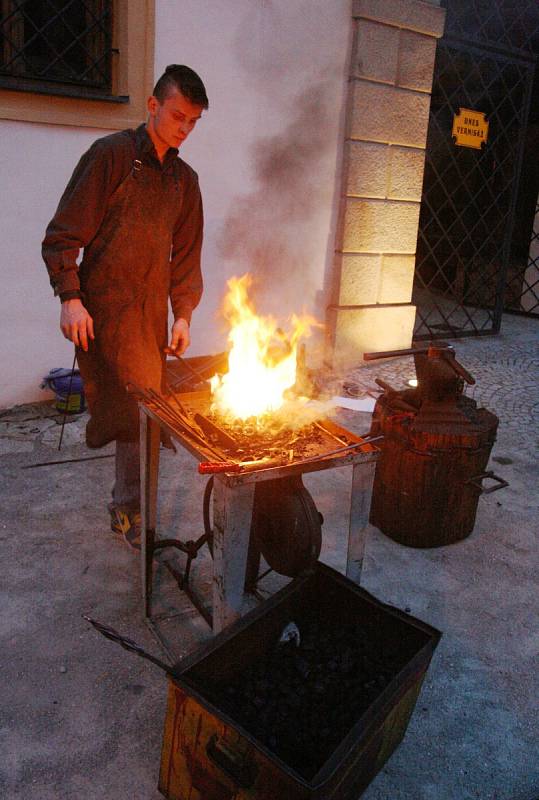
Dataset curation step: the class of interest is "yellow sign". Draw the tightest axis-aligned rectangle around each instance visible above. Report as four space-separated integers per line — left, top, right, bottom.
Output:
452 108 489 149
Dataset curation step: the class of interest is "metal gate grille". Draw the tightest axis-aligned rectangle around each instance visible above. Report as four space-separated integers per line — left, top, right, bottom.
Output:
519 200 539 316
413 0 539 339
0 0 113 96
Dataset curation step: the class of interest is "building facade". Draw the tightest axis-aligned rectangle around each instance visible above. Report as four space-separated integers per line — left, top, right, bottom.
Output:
1 0 537 407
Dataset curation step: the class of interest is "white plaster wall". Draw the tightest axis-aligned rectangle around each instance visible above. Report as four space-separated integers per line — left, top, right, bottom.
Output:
0 0 350 409
0 121 111 408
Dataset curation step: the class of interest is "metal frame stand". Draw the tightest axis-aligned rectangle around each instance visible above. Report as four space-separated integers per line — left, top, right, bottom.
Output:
139 406 378 640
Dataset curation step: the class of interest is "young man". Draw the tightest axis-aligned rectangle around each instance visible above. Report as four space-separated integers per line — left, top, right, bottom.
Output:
42 65 208 549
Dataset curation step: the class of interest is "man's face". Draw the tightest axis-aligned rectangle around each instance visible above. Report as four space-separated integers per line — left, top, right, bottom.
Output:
147 88 204 152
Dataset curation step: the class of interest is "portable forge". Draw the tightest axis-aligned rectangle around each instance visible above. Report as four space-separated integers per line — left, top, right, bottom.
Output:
129 357 380 646
85 356 449 800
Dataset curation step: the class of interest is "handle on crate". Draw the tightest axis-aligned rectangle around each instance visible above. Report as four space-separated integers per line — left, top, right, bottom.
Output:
466 470 509 494
206 734 257 788
83 616 174 675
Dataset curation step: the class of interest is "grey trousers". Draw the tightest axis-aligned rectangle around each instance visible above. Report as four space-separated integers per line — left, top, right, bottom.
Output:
111 440 140 511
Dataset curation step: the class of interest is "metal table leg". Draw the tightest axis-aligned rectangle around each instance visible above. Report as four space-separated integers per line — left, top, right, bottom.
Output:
211 476 256 633
346 459 376 585
140 408 161 619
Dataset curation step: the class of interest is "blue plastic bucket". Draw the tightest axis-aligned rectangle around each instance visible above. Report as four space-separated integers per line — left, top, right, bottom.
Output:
42 367 86 414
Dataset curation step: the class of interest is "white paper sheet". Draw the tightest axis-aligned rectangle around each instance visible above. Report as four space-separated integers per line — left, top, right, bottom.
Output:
331 395 376 412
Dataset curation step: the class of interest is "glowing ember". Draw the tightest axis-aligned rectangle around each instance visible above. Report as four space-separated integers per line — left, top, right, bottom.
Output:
210 274 315 421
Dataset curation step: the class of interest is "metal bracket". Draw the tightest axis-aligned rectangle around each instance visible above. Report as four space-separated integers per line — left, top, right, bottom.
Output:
466 470 509 494
151 534 214 628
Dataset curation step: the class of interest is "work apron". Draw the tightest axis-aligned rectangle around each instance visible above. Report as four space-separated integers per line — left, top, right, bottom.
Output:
77 138 181 448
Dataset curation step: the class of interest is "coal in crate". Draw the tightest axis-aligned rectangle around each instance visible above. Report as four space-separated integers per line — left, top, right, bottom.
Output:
87 563 441 799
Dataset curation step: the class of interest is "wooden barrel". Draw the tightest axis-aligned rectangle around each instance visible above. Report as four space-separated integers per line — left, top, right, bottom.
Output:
369 398 498 548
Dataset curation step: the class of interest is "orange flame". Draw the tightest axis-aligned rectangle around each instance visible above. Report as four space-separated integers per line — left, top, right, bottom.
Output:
210 274 314 421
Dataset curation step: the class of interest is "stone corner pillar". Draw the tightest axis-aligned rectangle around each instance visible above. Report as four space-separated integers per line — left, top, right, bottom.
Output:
326 0 446 369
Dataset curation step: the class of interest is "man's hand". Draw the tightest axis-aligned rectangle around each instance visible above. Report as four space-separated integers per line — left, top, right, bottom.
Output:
167 318 190 357
60 298 95 352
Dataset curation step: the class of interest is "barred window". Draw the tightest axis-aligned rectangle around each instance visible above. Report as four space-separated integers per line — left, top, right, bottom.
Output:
0 0 115 99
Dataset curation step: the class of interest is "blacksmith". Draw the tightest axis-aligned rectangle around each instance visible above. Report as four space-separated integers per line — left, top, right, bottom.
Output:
42 65 208 549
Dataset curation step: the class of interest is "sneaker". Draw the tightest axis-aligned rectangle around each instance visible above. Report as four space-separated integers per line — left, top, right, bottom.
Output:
110 507 141 551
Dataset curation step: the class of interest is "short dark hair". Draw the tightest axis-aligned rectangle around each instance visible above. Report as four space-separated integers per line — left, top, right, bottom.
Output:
153 64 209 108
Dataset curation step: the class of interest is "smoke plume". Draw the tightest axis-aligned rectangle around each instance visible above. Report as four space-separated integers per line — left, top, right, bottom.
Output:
218 81 336 320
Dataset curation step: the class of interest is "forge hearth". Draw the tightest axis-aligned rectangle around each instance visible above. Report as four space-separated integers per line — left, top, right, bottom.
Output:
137 382 372 475
160 350 361 471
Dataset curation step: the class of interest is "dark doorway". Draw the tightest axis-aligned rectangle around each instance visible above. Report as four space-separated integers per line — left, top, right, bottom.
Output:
413 0 539 339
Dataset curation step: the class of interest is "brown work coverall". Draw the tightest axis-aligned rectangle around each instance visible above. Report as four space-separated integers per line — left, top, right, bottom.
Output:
42 124 203 448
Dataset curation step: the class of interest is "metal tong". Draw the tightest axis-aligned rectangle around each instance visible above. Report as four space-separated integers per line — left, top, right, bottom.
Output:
197 434 383 474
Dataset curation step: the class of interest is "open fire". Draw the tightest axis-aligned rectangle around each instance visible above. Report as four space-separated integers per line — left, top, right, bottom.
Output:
210 274 316 425
132 273 376 475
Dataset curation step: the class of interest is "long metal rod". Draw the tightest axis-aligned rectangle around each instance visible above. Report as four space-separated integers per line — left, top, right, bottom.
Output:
156 406 224 462
22 454 114 470
162 561 213 627
57 350 77 451
83 616 174 675
165 353 207 382
166 353 226 390
313 420 348 446
364 345 433 360
148 388 207 440
198 432 382 475
241 435 383 472
129 383 225 461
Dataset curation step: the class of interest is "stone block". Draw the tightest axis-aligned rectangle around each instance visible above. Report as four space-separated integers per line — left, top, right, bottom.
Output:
353 19 399 84
378 254 416 302
350 81 431 148
353 0 446 38
338 253 382 305
388 145 425 201
346 141 389 198
328 304 416 367
343 198 421 253
398 30 438 92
